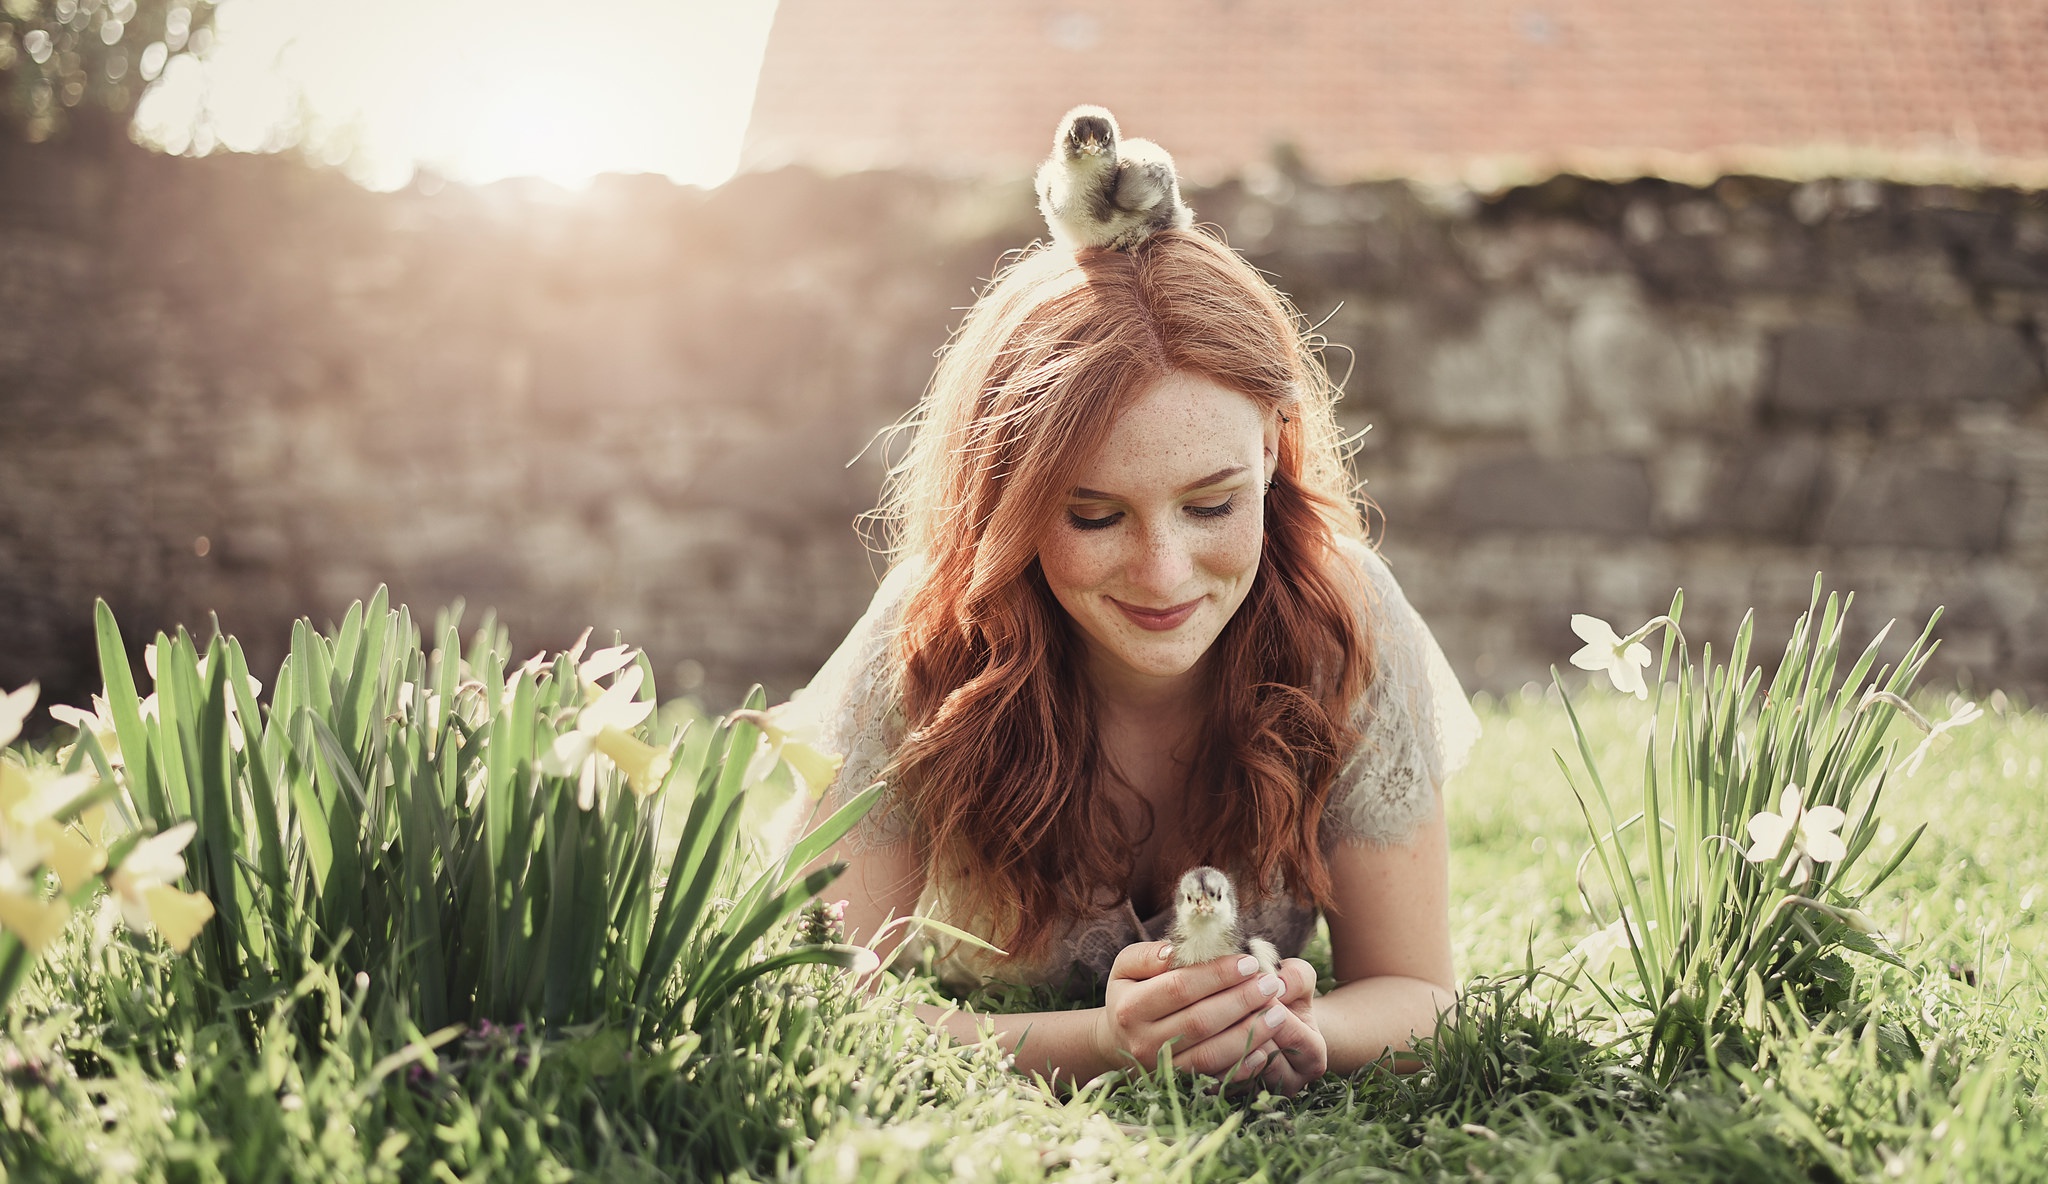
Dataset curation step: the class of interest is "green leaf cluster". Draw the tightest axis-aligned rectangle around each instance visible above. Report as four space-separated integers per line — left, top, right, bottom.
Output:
76 587 875 1045
1560 575 1935 1080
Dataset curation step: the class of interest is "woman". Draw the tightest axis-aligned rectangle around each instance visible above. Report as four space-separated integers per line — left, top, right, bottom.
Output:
788 117 1478 1093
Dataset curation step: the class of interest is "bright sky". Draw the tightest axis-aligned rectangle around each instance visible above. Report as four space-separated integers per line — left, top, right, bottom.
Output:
133 0 782 191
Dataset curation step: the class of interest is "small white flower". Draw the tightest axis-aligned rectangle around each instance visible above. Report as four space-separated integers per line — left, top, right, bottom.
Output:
1899 700 1985 777
1744 784 1847 886
1568 615 1652 699
1 682 37 749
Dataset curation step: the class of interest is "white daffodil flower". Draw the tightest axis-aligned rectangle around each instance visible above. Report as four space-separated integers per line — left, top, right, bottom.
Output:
1899 700 1985 777
554 628 639 688
0 862 71 955
0 765 103 891
1567 915 1638 982
1568 615 1653 699
731 706 845 794
1 682 38 749
0 739 100 955
48 694 124 766
1744 784 1848 886
104 820 215 953
541 666 670 807
142 645 260 750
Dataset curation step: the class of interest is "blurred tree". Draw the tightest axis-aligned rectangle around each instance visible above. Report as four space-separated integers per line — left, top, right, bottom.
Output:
0 0 214 142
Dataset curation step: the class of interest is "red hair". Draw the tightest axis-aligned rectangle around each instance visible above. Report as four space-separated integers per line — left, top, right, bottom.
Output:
875 229 1374 963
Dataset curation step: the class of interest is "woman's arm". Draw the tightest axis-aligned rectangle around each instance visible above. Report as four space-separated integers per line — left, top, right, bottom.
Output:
1309 797 1457 1075
824 833 1283 1086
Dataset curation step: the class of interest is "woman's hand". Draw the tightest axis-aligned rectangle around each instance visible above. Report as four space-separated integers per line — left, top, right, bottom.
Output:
1244 957 1327 1095
1095 941 1292 1084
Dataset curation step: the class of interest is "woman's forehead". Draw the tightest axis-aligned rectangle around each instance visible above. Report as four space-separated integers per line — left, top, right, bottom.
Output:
1071 372 1265 494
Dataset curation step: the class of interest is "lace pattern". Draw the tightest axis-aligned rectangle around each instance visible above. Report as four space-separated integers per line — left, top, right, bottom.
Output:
1323 536 1482 846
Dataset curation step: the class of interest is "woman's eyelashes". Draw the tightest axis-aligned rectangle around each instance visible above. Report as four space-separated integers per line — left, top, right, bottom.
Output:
1064 495 1237 531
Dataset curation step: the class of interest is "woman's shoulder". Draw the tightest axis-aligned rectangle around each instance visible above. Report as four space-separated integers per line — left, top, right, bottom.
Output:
1321 533 1483 846
783 556 925 742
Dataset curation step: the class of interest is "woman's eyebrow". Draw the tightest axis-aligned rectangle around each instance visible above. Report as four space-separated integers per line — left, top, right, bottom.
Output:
1070 465 1248 500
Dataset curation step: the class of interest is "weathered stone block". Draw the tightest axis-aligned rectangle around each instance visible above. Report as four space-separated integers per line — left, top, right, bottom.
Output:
1767 323 2042 416
1704 436 1830 541
1440 454 1652 536
1817 460 2013 552
1408 298 1571 434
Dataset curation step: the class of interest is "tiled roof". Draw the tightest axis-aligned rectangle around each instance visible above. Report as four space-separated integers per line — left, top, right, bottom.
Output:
741 0 2048 185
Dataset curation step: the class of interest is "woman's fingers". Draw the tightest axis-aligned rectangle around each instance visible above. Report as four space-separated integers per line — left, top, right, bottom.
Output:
1107 947 1269 1029
1276 957 1318 1004
1167 988 1296 1076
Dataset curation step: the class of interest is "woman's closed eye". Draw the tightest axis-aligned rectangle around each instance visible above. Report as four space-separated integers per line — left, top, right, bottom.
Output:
1066 495 1238 531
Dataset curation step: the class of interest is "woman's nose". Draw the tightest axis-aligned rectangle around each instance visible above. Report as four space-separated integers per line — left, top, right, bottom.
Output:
1127 519 1194 597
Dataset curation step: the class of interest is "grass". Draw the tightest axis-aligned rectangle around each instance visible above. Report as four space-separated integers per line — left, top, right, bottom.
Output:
4 678 2045 1182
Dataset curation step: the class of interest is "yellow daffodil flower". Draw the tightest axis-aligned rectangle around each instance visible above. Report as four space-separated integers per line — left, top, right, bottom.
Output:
541 667 671 806
730 707 845 795
106 821 215 953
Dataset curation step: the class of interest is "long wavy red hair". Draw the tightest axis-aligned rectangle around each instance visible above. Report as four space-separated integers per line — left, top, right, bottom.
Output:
874 228 1375 963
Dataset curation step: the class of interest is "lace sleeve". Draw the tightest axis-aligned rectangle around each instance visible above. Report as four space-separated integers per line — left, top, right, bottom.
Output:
775 558 923 855
1323 537 1482 846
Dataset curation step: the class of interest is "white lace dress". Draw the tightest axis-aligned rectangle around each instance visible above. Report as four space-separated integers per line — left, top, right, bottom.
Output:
779 535 1480 992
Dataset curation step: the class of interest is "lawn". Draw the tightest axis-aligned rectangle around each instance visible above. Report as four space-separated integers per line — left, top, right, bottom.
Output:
1 596 2044 1182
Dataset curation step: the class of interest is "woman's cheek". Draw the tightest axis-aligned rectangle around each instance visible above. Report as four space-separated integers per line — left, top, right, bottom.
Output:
1203 506 1265 579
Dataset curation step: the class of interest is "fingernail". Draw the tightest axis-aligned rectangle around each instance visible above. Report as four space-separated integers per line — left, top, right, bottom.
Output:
1264 1003 1289 1029
1244 1049 1267 1071
1159 944 1174 961
1258 974 1283 997
1236 955 1259 975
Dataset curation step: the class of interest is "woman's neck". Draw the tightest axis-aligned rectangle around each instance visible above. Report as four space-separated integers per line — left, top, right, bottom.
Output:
1086 648 1213 722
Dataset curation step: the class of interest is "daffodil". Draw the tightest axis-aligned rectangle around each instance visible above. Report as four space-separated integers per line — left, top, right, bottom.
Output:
1 681 37 749
1744 784 1847 885
731 706 845 794
1900 700 1985 777
541 666 671 806
0 701 104 955
142 644 258 750
48 693 125 766
1568 615 1653 699
104 821 215 953
1 766 105 892
0 873 70 955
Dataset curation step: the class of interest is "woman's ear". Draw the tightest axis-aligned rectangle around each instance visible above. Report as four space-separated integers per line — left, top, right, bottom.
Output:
1262 412 1283 485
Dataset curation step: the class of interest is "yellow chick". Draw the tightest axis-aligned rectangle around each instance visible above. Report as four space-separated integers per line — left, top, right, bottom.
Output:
1168 866 1280 973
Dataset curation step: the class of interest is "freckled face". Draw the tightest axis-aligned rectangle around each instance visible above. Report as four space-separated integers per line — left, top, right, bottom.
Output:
1038 372 1276 693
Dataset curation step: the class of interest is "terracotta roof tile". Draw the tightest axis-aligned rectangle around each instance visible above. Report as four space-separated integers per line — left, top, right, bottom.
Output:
741 0 2048 185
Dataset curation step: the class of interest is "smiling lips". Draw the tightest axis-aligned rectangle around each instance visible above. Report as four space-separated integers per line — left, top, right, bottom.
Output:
1111 596 1203 631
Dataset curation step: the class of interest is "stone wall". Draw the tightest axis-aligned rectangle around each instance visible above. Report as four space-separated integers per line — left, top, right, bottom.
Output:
2 134 2044 722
